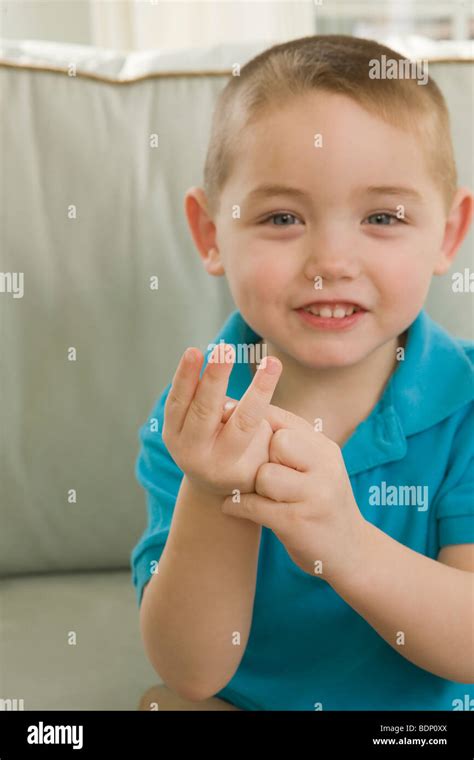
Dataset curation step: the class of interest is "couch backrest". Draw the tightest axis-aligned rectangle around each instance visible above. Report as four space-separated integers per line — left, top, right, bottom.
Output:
0 40 472 576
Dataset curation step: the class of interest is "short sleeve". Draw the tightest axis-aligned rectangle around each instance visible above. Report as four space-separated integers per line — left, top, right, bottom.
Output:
130 382 184 608
434 403 474 549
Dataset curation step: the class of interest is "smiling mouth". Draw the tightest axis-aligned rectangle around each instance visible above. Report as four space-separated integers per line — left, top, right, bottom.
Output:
300 303 365 319
294 304 368 330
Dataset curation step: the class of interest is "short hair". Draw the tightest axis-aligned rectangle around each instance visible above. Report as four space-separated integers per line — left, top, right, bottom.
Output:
203 35 457 217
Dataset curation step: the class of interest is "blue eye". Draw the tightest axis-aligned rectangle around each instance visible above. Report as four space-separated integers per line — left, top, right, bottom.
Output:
261 212 301 226
365 212 403 226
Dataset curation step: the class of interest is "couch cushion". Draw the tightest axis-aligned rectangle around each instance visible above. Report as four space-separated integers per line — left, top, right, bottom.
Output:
0 570 158 710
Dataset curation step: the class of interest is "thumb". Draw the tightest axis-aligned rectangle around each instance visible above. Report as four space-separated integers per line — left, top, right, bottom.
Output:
264 403 314 434
222 492 281 532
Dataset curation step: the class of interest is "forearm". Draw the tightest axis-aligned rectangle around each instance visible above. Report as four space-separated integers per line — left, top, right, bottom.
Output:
140 475 261 700
326 518 474 683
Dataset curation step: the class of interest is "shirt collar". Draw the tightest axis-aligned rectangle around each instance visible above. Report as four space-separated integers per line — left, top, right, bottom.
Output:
207 308 473 476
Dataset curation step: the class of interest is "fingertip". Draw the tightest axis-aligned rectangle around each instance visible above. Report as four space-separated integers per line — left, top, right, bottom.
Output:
258 356 281 375
184 347 202 365
266 357 281 375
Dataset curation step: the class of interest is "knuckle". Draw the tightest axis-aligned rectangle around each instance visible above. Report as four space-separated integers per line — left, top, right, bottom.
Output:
275 428 290 445
166 389 182 409
270 428 290 457
189 397 210 423
232 409 257 434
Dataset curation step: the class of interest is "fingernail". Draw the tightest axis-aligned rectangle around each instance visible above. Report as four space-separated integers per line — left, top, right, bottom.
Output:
184 348 196 363
265 357 280 374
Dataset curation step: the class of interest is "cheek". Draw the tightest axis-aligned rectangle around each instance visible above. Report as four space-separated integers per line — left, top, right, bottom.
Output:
371 244 434 303
253 257 289 294
232 249 292 301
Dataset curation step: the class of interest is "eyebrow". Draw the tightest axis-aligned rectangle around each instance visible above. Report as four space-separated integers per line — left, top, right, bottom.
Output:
243 183 423 203
363 185 423 202
244 184 310 203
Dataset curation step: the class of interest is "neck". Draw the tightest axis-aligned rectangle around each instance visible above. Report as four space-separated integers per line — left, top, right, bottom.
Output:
251 332 407 444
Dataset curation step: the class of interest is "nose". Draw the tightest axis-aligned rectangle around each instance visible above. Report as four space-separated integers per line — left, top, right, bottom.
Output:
302 225 361 282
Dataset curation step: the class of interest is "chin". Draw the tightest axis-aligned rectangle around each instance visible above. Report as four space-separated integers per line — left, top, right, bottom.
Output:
290 349 361 370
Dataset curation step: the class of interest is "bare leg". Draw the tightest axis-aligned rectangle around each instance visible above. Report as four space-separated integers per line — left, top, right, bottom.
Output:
138 683 242 711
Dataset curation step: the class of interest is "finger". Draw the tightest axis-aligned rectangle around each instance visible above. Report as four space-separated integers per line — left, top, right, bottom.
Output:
221 355 282 455
269 428 315 471
182 343 236 442
265 403 315 435
255 462 303 502
221 492 288 533
163 347 204 436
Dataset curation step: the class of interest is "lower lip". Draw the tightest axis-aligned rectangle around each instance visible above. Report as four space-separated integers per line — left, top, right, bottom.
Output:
295 307 367 330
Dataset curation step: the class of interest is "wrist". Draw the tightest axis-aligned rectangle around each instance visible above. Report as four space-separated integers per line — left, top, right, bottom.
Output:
325 513 373 591
181 474 225 505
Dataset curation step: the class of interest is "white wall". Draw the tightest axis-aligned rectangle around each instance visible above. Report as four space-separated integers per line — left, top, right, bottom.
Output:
0 0 92 45
0 0 316 51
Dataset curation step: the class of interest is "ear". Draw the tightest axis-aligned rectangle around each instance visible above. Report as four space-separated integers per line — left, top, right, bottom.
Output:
434 187 474 275
183 186 225 277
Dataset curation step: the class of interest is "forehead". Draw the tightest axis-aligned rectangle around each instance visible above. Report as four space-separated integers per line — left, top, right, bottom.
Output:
229 92 433 200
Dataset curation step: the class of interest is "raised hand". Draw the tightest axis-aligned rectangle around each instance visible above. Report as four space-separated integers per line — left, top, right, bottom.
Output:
162 344 282 498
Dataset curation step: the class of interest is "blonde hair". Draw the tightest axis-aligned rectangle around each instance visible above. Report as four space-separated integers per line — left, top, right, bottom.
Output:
203 35 457 217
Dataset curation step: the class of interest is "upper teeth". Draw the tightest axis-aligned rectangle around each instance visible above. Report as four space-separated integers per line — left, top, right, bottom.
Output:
303 304 359 318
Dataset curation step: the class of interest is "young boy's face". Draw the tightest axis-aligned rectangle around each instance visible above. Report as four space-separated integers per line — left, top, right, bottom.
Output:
212 91 453 369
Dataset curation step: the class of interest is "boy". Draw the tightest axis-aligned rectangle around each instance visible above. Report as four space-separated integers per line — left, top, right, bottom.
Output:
132 35 474 711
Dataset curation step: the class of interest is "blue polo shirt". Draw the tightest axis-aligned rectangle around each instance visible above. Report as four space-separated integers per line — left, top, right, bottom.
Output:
130 307 474 710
